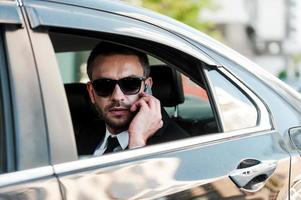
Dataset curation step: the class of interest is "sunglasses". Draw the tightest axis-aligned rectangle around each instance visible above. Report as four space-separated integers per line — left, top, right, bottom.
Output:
91 76 146 97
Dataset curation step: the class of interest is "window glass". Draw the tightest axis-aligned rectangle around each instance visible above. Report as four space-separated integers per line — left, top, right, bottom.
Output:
165 73 217 136
207 70 257 131
56 51 90 83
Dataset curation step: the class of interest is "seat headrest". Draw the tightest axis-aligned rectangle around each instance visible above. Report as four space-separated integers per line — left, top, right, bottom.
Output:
150 65 184 107
64 83 98 124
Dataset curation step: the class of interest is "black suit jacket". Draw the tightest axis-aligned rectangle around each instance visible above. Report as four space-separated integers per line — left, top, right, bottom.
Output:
75 108 189 155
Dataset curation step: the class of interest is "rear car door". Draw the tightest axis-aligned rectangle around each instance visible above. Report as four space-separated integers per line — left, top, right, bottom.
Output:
23 0 292 199
0 1 62 199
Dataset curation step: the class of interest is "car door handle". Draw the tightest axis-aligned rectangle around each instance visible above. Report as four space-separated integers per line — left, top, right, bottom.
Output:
229 159 277 192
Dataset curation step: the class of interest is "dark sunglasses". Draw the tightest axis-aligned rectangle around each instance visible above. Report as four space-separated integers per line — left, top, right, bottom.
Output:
91 76 146 97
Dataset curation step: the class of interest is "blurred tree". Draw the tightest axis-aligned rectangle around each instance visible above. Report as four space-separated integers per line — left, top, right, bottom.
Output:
137 0 220 38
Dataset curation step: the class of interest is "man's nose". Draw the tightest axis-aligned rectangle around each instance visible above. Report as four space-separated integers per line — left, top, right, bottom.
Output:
111 84 125 101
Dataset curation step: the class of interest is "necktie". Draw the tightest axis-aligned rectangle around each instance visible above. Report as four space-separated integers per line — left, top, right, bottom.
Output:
104 136 120 154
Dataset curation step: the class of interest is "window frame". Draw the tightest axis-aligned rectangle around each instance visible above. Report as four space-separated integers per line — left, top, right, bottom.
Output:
0 0 23 175
0 27 15 173
44 29 272 160
46 29 221 151
23 0 222 165
203 65 272 133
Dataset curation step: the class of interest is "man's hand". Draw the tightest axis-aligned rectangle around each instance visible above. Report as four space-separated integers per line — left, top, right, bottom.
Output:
128 92 163 148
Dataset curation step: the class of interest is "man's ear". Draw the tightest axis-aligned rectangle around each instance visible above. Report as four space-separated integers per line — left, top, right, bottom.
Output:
87 82 96 104
145 77 153 88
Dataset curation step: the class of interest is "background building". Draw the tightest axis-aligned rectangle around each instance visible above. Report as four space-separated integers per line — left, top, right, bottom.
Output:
200 0 301 89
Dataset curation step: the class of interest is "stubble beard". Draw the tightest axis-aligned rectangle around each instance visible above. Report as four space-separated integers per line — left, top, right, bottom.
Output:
94 101 134 132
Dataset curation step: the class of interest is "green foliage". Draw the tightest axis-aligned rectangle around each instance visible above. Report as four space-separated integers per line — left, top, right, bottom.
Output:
278 70 287 80
139 0 219 37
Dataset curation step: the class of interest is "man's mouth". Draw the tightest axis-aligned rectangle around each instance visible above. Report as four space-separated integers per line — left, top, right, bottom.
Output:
109 107 129 116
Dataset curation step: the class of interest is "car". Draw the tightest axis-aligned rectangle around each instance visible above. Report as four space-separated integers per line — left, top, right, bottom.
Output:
1 0 301 199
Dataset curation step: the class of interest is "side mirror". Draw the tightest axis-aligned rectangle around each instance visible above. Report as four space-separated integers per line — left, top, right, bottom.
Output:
289 126 301 154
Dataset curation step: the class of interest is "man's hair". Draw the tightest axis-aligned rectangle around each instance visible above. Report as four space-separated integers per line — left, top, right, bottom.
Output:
87 42 150 80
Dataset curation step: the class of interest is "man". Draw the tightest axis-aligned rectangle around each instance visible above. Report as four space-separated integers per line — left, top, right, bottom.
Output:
79 41 188 156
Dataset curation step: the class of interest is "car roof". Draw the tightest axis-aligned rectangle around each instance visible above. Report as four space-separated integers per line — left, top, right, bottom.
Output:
22 0 264 69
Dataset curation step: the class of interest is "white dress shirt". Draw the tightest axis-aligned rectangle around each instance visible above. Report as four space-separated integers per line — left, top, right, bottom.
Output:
93 128 129 156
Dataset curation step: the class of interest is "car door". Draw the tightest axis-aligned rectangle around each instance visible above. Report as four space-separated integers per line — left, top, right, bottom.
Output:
0 2 62 199
194 41 301 199
23 0 291 199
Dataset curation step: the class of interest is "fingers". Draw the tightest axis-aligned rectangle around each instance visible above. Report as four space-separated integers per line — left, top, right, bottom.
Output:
128 93 163 148
130 92 161 114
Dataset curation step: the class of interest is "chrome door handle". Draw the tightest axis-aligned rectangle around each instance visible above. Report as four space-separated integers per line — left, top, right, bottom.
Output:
229 159 277 192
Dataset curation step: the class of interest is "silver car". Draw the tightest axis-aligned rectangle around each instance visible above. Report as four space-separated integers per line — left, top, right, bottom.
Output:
0 0 301 199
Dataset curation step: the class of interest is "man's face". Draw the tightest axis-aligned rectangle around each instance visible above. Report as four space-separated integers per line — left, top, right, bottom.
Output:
87 54 150 134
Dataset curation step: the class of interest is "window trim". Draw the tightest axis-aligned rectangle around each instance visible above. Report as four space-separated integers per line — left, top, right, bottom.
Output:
54 128 276 174
0 27 15 173
204 66 272 133
0 2 22 25
0 166 53 187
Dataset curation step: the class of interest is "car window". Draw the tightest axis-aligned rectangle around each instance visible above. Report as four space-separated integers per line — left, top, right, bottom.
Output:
54 46 217 137
56 51 90 83
206 69 258 131
48 30 267 158
48 31 220 157
165 73 216 136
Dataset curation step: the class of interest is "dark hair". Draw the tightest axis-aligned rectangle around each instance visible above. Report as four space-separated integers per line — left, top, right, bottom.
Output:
87 42 150 80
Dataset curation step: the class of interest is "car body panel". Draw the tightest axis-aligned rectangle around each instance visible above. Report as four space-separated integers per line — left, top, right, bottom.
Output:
0 1 22 25
25 25 78 165
0 5 62 200
4 18 49 171
0 167 62 200
55 130 290 199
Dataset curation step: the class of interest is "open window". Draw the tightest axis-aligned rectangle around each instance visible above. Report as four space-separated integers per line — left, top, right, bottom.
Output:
45 28 268 161
48 31 219 156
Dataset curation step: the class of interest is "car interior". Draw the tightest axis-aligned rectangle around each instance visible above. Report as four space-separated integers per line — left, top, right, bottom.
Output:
49 31 219 155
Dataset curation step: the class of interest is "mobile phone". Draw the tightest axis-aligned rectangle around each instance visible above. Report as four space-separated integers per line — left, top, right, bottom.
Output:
144 84 153 95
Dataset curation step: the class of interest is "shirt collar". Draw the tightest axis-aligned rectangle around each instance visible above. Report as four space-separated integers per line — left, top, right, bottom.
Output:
93 128 129 156
114 130 129 150
104 128 129 150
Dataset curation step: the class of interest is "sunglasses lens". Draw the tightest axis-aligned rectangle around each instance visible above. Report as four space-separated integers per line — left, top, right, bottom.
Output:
92 79 116 97
119 77 142 95
92 77 144 96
